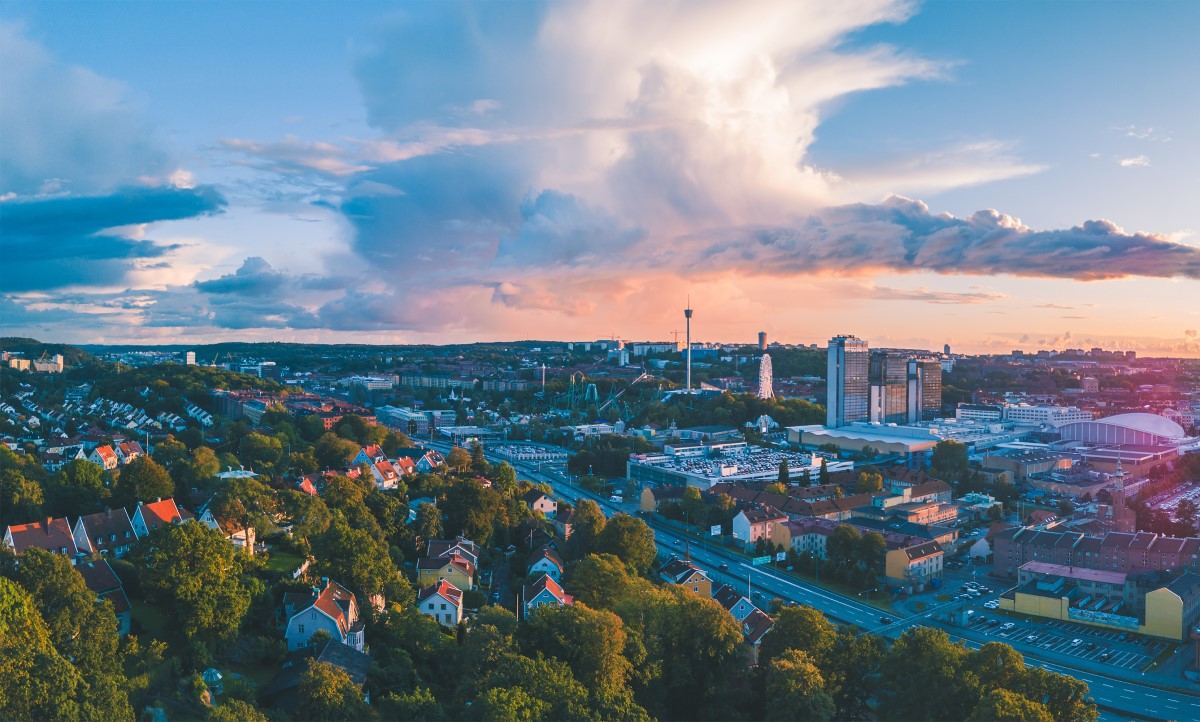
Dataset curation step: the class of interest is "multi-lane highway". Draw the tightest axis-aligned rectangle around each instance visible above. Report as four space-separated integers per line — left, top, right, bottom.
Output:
425 439 1200 719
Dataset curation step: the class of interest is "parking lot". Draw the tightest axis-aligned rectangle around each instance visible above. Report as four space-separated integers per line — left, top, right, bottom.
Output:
964 612 1162 671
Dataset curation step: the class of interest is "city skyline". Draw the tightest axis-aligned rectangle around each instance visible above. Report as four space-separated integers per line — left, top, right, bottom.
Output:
3 1 1200 355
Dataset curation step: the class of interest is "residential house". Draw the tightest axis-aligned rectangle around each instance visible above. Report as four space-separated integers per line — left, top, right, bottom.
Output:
713 583 760 622
732 505 786 545
283 577 365 652
392 456 416 477
3 517 79 561
406 497 436 525
115 440 144 465
885 540 944 592
73 508 137 557
522 573 573 618
659 558 713 596
261 640 371 711
352 444 386 467
416 553 475 591
89 444 119 471
523 489 557 519
77 558 132 636
198 504 256 555
296 475 320 496
741 609 774 663
417 579 464 627
130 498 194 538
553 506 574 540
415 449 445 473
370 460 401 490
527 546 565 582
417 537 479 590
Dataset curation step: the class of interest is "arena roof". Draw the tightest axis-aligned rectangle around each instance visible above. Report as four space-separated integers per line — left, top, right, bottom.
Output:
1092 413 1185 440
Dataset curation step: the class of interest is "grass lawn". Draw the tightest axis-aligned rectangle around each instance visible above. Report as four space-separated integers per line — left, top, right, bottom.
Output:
265 549 305 575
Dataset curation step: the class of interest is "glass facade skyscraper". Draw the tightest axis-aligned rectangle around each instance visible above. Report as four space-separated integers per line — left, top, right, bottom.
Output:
826 336 869 428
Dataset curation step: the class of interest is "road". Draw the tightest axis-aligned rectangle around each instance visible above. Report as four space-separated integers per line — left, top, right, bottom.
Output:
425 439 1200 719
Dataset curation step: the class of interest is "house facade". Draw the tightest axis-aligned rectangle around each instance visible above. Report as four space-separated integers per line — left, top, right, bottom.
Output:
522 573 573 617
283 578 365 652
3 517 79 561
89 445 119 470
417 579 464 627
131 498 194 538
73 508 137 557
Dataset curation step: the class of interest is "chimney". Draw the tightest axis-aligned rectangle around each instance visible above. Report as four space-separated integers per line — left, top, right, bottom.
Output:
45 517 53 534
320 576 330 590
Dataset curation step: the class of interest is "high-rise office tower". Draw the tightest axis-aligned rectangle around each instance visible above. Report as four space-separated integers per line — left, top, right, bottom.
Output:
868 351 908 423
943 344 951 356
757 331 767 351
906 358 943 422
684 303 693 392
826 336 869 428
757 354 774 399
185 351 196 366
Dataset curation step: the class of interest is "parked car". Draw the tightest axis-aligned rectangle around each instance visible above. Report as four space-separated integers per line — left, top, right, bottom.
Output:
1071 638 1083 647
1001 622 1015 631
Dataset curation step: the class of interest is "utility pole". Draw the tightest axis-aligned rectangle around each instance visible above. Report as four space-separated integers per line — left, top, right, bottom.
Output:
684 300 693 393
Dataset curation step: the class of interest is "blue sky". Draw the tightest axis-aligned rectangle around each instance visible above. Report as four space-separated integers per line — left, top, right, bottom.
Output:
2 0 1198 354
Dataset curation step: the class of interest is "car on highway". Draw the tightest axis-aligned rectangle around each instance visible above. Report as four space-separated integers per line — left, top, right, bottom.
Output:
879 616 894 625
719 563 729 571
609 495 623 502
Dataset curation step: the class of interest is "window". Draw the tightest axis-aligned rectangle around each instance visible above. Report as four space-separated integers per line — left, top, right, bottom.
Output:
299 624 305 634
440 603 447 610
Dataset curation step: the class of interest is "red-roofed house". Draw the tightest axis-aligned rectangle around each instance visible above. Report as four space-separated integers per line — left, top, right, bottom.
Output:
393 456 416 476
352 444 386 467
732 505 786 545
283 577 365 652
3 517 79 561
73 507 137 557
526 546 565 582
370 460 401 490
89 445 119 471
417 579 464 627
521 573 573 618
130 498 194 538
115 440 144 465
297 475 320 496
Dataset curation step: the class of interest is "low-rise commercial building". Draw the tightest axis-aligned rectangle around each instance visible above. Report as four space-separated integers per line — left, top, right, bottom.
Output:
998 561 1200 640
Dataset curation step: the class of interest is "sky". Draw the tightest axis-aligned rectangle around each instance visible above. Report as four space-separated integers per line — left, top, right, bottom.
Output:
2 0 1199 355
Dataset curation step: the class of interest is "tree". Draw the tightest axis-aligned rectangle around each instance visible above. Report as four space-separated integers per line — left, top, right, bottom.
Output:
1176 498 1198 536
238 432 283 472
819 458 830 484
333 415 374 445
1 549 131 721
1056 499 1074 518
966 689 1053 722
596 514 657 574
0 468 44 525
114 456 175 505
441 481 507 546
189 445 221 481
377 688 444 722
569 553 642 610
518 603 632 698
494 462 518 496
209 699 270 722
210 475 278 534
315 520 400 603
46 459 108 517
413 502 443 543
1019 667 1097 722
855 470 883 494
136 521 251 652
315 433 358 469
478 653 591 722
381 430 416 457
881 627 973 721
931 440 970 484
447 446 471 472
0 576 85 722
470 442 489 475
823 630 885 720
294 659 375 721
568 500 607 559
777 458 789 486
474 687 550 722
765 649 835 722
758 604 837 666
